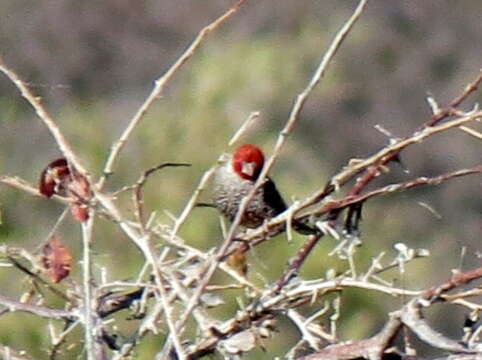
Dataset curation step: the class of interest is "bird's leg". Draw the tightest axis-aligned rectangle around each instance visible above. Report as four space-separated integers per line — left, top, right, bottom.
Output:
344 203 363 236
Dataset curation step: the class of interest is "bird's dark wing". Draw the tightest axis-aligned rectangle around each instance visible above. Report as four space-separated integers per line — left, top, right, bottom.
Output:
264 177 318 235
262 177 287 215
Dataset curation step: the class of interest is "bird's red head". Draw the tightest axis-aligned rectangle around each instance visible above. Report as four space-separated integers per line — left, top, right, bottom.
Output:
232 144 265 181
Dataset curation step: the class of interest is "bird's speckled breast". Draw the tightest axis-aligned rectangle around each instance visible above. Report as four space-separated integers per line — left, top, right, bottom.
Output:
213 161 286 228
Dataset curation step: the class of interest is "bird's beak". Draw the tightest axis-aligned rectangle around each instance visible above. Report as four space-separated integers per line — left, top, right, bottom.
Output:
218 153 230 164
241 162 256 177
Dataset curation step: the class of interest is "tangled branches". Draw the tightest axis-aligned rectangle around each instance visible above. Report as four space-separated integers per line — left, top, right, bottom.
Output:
0 0 481 359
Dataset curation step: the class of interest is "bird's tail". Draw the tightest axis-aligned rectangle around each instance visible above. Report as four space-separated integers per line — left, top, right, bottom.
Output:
292 218 319 235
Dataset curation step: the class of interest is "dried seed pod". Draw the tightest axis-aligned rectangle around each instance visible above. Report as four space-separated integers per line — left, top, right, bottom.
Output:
39 158 70 198
42 235 73 283
39 158 92 222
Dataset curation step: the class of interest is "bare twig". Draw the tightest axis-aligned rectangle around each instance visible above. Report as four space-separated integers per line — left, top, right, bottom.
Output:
427 69 482 126
98 0 248 188
48 321 80 360
294 266 482 359
274 232 323 292
81 219 104 360
187 276 418 358
420 266 482 301
299 313 402 360
0 294 74 319
308 164 482 218
459 125 482 140
0 57 89 178
132 162 190 229
249 0 369 212
228 111 261 146
156 276 188 360
169 167 217 245
0 176 68 204
0 345 34 360
5 252 72 303
286 310 324 351
0 174 157 278
400 300 474 354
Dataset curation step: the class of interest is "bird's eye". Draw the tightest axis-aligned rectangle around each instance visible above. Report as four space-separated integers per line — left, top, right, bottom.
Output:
241 162 256 177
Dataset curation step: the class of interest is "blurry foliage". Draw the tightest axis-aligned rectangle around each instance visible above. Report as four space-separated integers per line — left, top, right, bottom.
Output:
0 1 481 358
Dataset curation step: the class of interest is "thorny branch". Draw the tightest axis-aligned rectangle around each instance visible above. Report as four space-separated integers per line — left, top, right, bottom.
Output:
300 266 482 360
0 294 74 320
224 108 482 258
131 162 191 229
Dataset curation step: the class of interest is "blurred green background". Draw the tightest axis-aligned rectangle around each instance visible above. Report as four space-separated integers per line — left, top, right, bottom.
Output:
0 1 481 358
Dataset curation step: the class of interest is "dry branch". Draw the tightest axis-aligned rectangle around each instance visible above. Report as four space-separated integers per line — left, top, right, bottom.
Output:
224 109 482 257
299 266 482 359
0 294 74 320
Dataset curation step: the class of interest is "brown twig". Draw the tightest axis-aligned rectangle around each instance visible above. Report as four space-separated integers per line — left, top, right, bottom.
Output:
426 70 482 127
131 162 190 229
421 266 482 301
228 111 262 146
274 232 323 292
309 164 482 218
322 70 482 229
298 313 403 360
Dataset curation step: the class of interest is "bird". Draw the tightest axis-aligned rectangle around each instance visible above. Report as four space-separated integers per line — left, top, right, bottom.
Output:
212 144 315 234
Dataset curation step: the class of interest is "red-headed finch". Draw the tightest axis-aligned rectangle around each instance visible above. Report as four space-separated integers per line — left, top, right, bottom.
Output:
213 144 315 234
